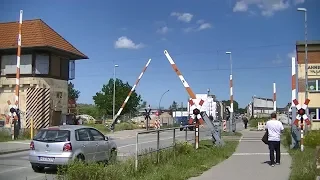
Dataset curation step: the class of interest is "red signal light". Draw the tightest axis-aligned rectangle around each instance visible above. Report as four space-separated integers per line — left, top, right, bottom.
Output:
298 109 305 116
193 108 200 115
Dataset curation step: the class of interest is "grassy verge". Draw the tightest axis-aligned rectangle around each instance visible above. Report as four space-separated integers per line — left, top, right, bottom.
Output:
0 128 33 142
221 131 242 136
248 117 268 129
85 122 142 134
282 128 320 180
57 140 239 180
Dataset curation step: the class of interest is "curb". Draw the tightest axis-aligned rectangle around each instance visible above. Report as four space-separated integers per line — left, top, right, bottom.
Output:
0 148 29 155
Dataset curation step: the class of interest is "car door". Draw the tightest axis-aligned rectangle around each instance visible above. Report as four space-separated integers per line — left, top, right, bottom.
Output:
88 128 109 161
76 128 96 161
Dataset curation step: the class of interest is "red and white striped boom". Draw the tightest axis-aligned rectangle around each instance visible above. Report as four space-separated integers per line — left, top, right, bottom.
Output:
163 50 204 124
15 10 23 107
110 59 152 129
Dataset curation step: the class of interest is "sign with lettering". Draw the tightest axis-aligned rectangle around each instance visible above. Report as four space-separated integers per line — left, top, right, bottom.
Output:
308 65 320 76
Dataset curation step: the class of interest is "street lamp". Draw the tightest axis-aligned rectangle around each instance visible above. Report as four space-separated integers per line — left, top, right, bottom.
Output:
297 7 308 115
113 64 119 122
226 51 233 132
159 90 170 111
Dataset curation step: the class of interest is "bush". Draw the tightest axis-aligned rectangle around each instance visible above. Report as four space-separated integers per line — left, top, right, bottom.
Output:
57 140 239 180
282 128 320 180
305 130 320 148
249 117 268 128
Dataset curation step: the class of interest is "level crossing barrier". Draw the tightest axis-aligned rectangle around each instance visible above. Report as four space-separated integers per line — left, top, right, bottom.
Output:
257 122 266 131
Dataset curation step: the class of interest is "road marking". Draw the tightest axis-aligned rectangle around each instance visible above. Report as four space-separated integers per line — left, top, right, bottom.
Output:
0 166 27 174
239 136 243 142
118 134 185 149
233 152 289 156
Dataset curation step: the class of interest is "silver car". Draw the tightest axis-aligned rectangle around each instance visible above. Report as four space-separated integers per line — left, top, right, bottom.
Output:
29 125 117 172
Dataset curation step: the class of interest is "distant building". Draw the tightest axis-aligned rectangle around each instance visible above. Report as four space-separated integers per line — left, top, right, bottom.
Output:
0 19 88 129
247 96 274 118
296 40 320 130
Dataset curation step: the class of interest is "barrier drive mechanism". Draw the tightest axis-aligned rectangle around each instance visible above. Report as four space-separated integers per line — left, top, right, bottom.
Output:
292 98 310 152
163 50 224 147
6 100 21 140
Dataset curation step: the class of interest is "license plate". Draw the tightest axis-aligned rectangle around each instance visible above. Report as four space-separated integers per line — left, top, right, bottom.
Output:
38 157 55 162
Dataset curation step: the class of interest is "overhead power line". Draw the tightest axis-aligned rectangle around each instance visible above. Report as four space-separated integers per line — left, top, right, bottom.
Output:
75 65 291 78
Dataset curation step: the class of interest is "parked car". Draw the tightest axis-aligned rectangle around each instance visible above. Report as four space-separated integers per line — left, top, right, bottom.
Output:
29 125 117 172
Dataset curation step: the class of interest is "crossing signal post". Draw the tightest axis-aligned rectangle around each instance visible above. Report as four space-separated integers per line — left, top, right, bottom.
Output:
193 108 201 149
292 99 311 152
144 105 152 130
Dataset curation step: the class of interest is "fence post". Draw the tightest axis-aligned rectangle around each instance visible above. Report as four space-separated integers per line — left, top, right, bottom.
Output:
173 128 176 158
135 133 139 171
185 126 188 141
30 118 34 139
157 130 160 163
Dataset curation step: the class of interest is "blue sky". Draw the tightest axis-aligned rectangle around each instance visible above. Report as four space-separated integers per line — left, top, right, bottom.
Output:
1 0 319 109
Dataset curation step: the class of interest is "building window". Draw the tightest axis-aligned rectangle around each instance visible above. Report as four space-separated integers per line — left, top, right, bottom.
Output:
308 79 320 92
309 108 317 119
1 55 32 75
35 54 49 74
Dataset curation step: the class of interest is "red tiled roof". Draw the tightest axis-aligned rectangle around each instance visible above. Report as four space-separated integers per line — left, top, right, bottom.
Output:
0 19 88 59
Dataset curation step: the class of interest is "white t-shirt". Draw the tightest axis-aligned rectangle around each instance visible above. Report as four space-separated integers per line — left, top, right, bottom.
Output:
265 119 284 141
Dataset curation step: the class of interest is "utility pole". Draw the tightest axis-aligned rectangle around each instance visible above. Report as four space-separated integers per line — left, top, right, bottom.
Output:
226 51 234 132
112 64 119 131
297 8 308 116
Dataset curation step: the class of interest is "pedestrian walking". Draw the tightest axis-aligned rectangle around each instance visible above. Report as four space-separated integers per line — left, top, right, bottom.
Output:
242 116 248 129
265 112 284 167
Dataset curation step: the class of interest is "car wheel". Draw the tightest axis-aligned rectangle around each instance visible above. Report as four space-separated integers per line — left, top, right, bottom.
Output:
180 127 183 131
76 154 85 162
109 149 117 164
31 165 44 173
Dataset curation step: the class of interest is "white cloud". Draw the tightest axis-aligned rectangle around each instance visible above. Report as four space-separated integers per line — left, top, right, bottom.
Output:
114 36 144 49
233 0 305 16
157 26 169 34
287 49 297 58
184 20 212 32
171 12 194 23
198 23 212 30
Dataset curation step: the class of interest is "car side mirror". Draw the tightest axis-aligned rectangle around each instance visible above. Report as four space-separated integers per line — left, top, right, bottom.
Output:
105 136 109 141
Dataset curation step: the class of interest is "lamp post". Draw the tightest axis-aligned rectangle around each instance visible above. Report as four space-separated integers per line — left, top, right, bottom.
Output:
113 64 119 123
226 51 234 132
159 90 170 111
297 8 308 115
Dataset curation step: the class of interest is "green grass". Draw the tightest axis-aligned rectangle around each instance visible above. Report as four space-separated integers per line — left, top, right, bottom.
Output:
221 131 242 136
248 117 268 128
282 128 320 180
57 140 239 180
0 128 32 142
84 122 142 134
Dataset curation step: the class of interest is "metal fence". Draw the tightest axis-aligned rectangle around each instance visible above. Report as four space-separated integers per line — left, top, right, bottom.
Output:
134 125 202 170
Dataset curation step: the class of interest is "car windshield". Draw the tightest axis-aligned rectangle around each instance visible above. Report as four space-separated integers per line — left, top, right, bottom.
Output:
33 129 70 142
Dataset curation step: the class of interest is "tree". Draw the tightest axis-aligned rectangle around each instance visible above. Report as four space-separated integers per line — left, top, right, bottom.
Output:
238 108 246 114
169 101 178 110
93 78 142 116
77 103 102 119
68 82 80 100
222 100 239 112
138 101 147 109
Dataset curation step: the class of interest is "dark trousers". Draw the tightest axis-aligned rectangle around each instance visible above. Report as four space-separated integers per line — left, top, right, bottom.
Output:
268 141 281 164
244 123 248 129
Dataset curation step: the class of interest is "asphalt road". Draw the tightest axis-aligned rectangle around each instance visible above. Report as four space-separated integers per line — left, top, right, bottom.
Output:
0 128 211 180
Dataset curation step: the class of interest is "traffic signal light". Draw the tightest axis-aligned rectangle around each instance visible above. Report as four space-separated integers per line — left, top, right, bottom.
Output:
298 108 305 116
193 108 200 115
